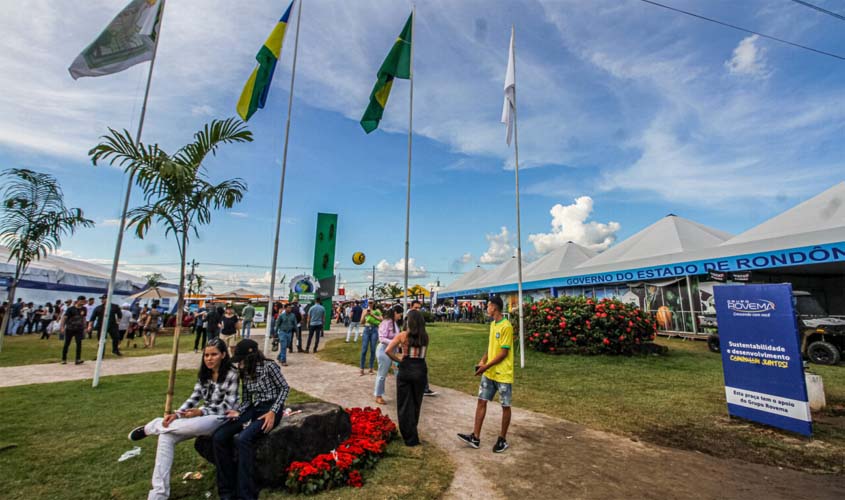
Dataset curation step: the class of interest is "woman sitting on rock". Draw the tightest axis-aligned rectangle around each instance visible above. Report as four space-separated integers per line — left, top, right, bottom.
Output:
128 338 239 500
212 338 290 500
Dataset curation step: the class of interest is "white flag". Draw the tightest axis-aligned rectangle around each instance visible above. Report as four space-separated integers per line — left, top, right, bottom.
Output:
501 28 516 146
69 0 162 80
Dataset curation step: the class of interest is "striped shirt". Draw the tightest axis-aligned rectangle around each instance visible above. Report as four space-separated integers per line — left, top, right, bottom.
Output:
178 369 240 416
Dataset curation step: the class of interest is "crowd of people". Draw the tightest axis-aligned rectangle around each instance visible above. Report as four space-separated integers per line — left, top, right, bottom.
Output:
128 295 515 499
0 296 164 364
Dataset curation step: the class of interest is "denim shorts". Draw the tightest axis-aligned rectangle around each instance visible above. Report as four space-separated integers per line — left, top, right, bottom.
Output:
478 375 512 407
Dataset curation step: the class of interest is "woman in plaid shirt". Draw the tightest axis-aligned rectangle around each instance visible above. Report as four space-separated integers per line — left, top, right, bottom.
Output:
212 339 290 500
127 339 239 500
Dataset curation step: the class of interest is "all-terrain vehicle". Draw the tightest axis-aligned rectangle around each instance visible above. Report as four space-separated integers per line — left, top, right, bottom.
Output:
701 291 845 365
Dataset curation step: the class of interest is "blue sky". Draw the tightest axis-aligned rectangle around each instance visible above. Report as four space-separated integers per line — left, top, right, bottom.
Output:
1 0 843 295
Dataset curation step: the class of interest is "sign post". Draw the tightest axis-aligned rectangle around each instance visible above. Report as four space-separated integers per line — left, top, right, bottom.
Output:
714 283 812 436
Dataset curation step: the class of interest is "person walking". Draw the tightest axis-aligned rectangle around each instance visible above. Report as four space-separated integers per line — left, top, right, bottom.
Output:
345 301 363 342
274 303 297 366
145 301 162 348
118 303 134 349
206 306 222 342
84 297 96 338
240 303 255 339
7 298 23 335
457 295 513 454
89 294 123 357
60 295 88 365
291 301 303 353
128 338 239 500
219 306 240 351
212 339 289 500
305 299 325 353
360 305 381 376
385 309 429 447
374 304 402 405
193 308 207 353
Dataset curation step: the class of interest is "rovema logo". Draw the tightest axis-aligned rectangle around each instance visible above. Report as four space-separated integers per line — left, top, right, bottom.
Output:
726 299 776 313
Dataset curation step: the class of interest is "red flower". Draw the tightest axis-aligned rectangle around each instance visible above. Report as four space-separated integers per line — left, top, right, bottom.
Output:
546 315 553 320
531 305 538 311
570 336 577 342
619 335 625 341
542 339 549 344
610 304 616 310
347 470 363 488
559 321 567 329
549 347 556 352
602 338 610 345
628 321 634 327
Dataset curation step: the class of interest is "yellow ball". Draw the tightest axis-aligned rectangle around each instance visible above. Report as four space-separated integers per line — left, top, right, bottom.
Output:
352 252 366 265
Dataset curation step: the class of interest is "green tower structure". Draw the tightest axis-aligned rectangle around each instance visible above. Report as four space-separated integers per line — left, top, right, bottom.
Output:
313 213 338 330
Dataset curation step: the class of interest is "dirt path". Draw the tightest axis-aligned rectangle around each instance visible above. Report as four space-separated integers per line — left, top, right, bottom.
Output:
2 333 843 499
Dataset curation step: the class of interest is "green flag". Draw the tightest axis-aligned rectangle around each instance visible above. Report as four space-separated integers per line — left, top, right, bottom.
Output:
360 13 412 134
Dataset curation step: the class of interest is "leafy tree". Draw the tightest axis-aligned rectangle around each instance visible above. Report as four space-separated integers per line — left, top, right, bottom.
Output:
90 117 251 412
190 274 213 295
144 272 165 289
375 282 404 299
0 169 94 350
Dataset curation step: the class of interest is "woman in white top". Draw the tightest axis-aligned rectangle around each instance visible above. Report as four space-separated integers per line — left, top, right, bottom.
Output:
128 338 239 500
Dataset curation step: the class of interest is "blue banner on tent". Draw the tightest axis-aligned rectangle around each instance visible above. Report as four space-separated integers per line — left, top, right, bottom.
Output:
713 283 812 436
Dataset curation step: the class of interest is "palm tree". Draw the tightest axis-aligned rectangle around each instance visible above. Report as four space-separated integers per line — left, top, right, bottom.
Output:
0 169 94 351
144 272 165 289
193 274 213 295
90 117 252 412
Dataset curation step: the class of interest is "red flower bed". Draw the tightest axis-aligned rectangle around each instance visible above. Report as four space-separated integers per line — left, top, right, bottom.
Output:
520 296 663 355
285 407 397 494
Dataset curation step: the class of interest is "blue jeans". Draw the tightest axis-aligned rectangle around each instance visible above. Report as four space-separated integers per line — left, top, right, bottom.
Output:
241 319 252 338
277 330 291 363
374 343 399 397
360 326 378 370
212 403 281 500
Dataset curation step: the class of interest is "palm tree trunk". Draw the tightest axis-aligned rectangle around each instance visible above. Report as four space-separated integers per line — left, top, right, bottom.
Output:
164 228 189 414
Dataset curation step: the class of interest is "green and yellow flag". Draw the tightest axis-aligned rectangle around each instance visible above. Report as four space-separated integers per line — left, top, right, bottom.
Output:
360 13 413 134
237 1 295 122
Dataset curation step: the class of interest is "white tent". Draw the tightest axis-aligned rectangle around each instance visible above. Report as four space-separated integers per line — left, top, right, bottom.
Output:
472 258 522 291
724 182 845 246
0 245 145 305
580 214 732 269
439 266 488 294
522 241 596 281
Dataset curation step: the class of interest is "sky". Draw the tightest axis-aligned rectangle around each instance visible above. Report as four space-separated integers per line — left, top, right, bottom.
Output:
1 0 844 296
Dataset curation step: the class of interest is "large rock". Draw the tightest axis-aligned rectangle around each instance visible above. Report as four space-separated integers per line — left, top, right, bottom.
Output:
195 402 351 489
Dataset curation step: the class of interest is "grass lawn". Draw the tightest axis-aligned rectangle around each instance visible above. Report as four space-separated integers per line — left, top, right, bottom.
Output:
0 370 454 500
0 331 197 367
319 322 845 474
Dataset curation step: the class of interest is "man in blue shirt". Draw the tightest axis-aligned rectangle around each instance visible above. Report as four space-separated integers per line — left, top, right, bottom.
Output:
275 303 297 366
305 299 326 353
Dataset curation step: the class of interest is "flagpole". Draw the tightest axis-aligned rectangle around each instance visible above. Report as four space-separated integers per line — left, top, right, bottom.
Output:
402 6 415 314
264 0 303 354
511 25 526 369
93 0 167 388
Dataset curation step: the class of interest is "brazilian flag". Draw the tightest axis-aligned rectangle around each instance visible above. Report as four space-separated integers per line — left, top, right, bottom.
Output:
360 13 413 134
237 1 294 122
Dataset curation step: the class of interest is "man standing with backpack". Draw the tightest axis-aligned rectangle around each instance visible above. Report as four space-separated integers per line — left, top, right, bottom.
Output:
346 301 363 343
61 295 88 365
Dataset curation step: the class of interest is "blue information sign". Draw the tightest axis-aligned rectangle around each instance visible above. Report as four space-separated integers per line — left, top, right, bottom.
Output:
713 284 812 436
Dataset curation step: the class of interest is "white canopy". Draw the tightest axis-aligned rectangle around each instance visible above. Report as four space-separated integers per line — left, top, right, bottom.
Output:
580 214 732 269
473 258 521 289
724 182 845 245
0 245 142 291
439 267 488 294
523 242 596 280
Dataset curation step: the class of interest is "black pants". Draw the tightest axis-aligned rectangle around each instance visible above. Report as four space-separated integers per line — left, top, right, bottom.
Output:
193 326 207 350
62 330 83 361
212 403 280 500
396 357 427 446
306 324 322 352
207 327 219 342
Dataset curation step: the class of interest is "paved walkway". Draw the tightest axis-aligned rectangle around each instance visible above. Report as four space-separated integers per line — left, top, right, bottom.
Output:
2 333 843 499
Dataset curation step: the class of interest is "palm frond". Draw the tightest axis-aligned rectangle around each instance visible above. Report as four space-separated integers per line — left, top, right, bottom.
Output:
173 117 252 168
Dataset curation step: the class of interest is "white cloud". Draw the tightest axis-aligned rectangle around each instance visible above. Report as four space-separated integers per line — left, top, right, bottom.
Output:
191 104 215 117
375 257 428 279
480 226 513 264
229 212 248 218
528 196 620 253
49 249 74 258
725 35 769 78
460 252 473 264
100 218 121 226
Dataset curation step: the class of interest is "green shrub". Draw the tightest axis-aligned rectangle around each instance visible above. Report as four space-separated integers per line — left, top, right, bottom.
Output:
520 296 662 355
